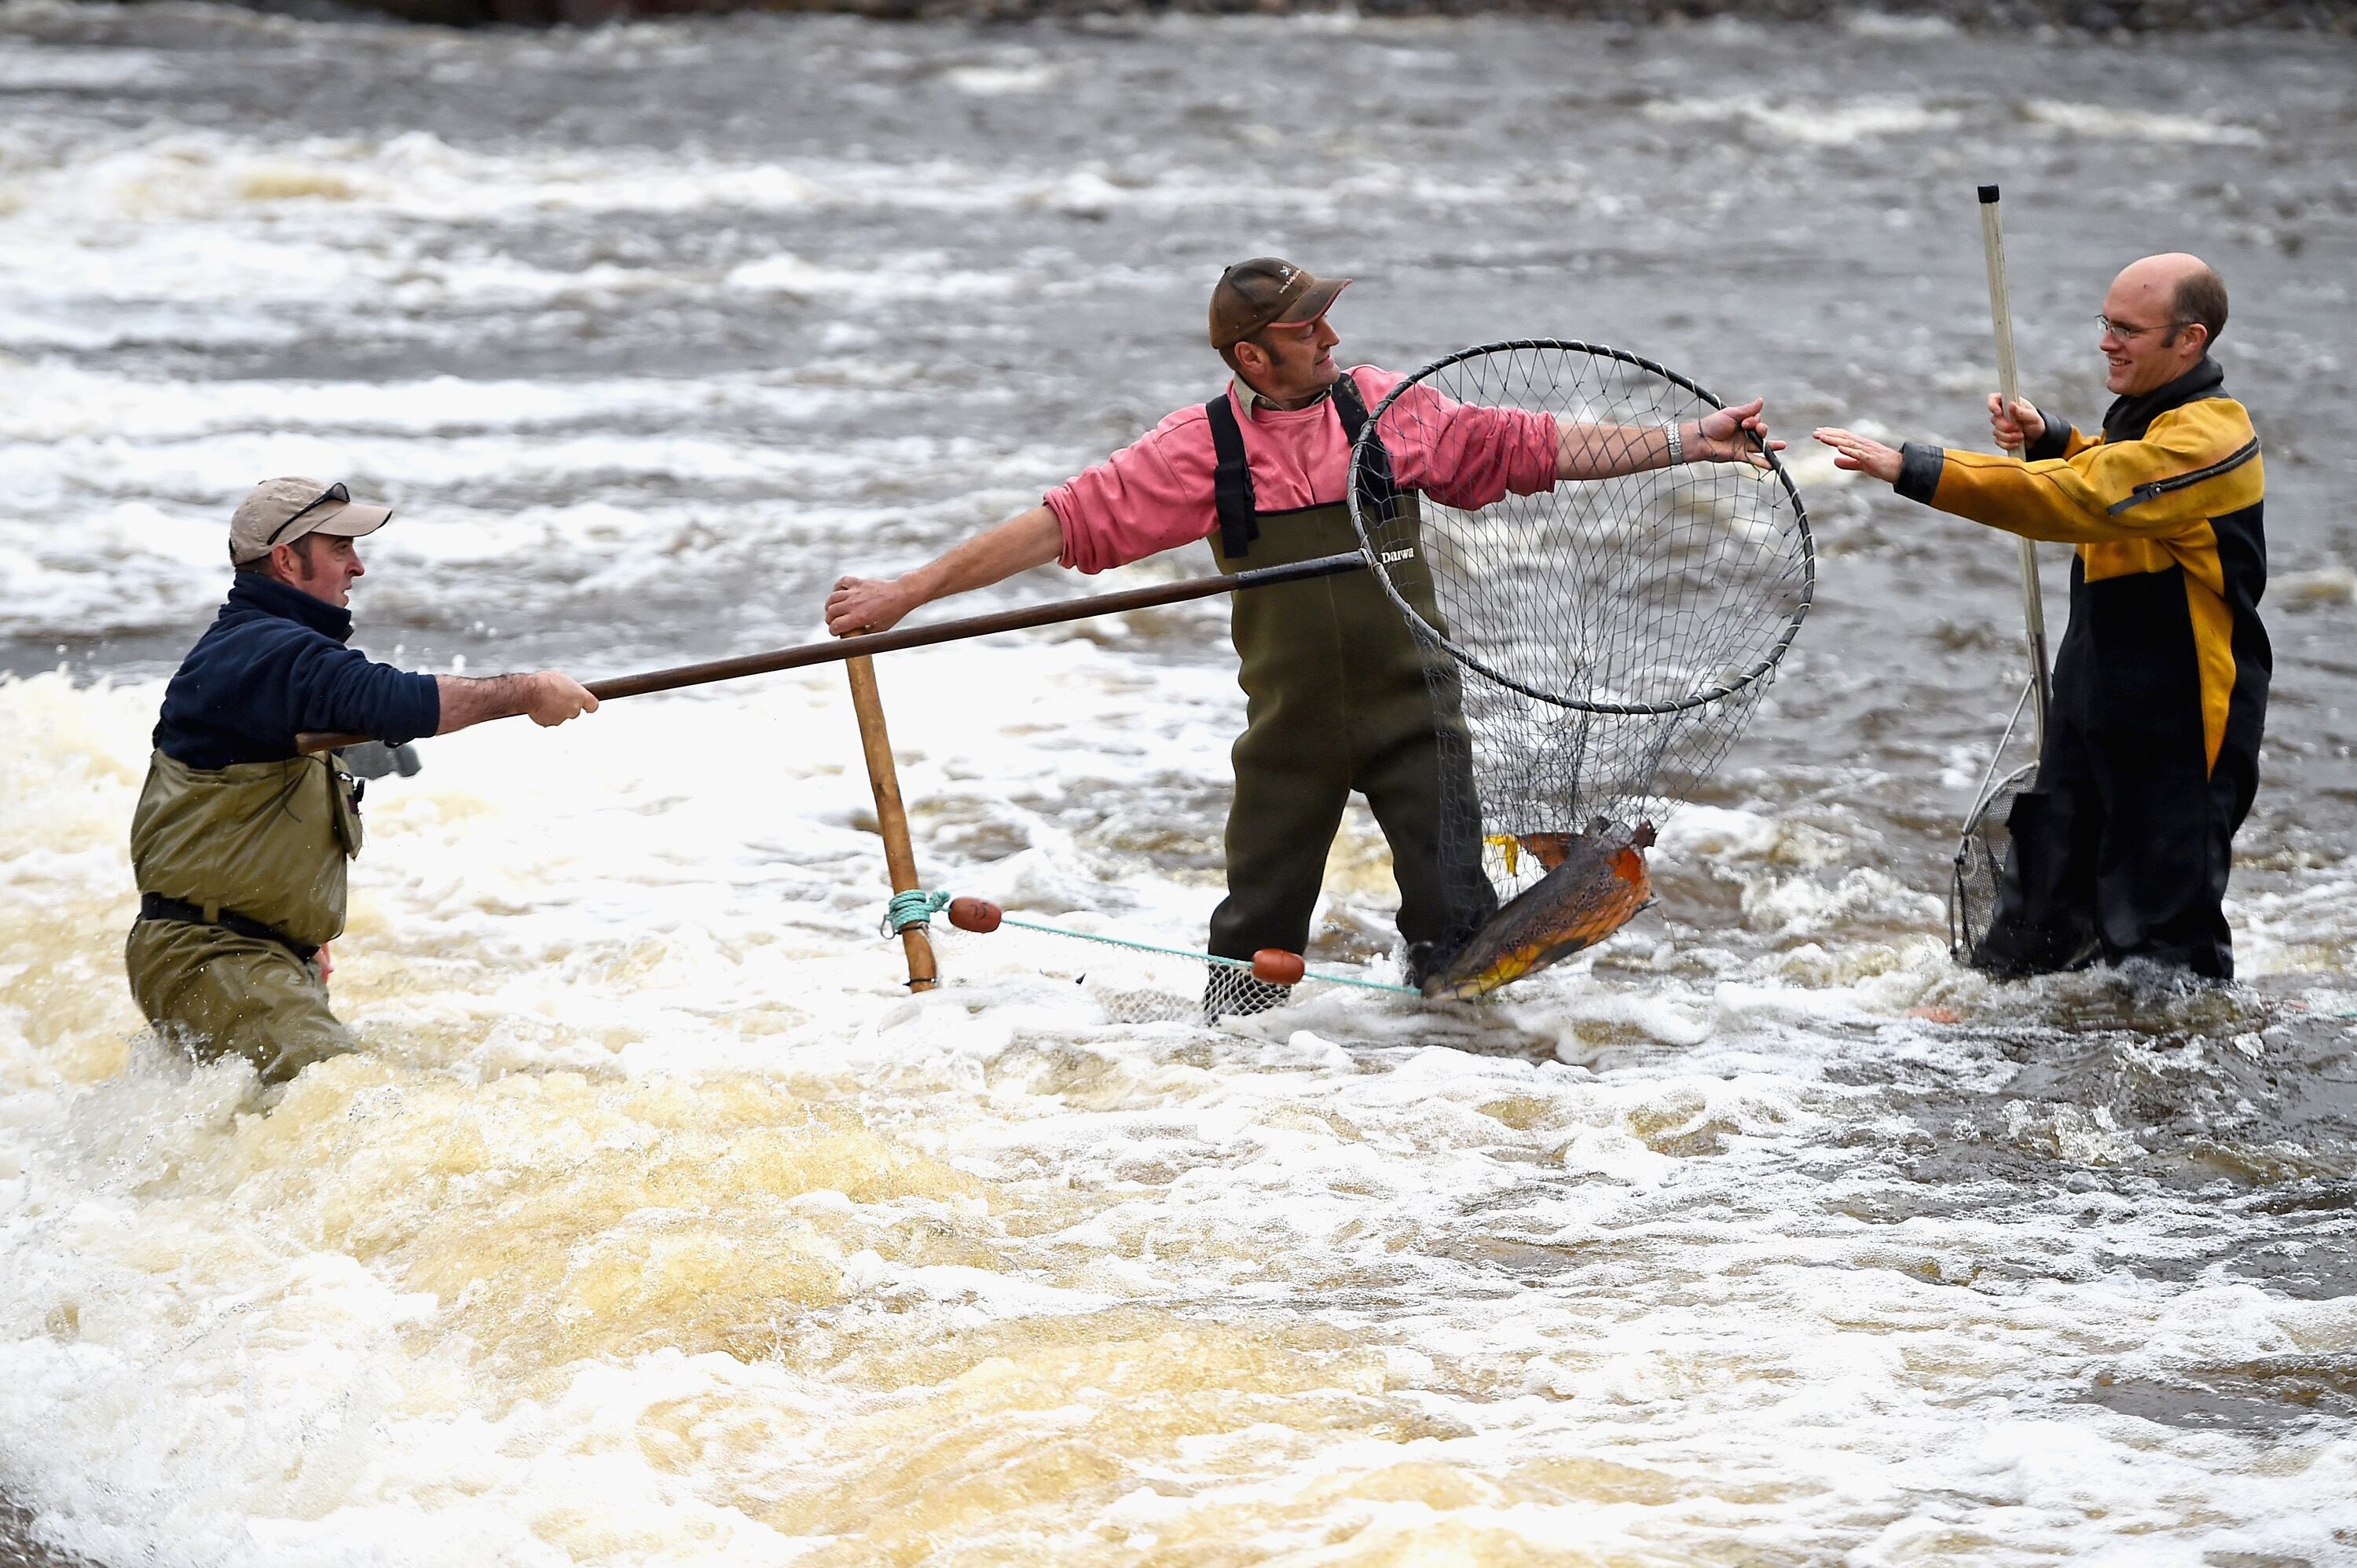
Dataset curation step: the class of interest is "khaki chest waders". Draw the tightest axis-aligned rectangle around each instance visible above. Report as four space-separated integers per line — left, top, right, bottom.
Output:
1203 379 1493 980
123 749 362 1083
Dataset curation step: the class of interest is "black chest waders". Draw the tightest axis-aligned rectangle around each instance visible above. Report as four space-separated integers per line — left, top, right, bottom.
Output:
1974 543 2265 982
1972 387 2269 984
1202 378 1495 987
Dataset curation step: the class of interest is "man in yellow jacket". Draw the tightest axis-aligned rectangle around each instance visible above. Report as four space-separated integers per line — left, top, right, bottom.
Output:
1816 253 2267 979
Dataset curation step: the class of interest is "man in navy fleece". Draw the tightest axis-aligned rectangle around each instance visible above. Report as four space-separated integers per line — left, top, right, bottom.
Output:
126 478 598 1084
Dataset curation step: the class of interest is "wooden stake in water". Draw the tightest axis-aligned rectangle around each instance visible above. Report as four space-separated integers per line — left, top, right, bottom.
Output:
1978 182 2053 754
845 654 937 991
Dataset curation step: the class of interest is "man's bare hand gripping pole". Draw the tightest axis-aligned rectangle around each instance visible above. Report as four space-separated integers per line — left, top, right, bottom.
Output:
434 672 599 732
826 506 1062 639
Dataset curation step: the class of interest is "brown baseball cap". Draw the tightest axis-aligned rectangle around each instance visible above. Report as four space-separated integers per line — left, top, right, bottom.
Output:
229 478 394 566
1208 257 1350 352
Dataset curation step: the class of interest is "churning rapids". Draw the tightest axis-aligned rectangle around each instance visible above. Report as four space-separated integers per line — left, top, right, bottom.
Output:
4 3 2356 1563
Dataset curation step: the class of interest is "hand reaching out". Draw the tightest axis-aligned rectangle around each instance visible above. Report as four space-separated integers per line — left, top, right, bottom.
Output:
1811 427 1904 483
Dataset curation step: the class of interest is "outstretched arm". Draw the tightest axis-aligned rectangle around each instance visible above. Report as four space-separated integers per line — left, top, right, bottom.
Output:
1557 397 1780 481
296 644 588 746
825 505 1063 637
1812 401 2258 545
434 672 597 735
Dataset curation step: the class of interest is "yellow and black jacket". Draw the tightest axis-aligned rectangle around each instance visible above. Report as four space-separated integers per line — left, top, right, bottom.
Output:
1895 356 2268 784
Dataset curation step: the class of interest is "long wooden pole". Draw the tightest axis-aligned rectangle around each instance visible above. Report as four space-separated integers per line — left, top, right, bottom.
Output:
295 549 1368 754
1978 183 2053 755
844 654 936 991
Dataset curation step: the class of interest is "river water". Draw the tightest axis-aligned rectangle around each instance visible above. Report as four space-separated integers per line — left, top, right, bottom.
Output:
4 3 2356 1563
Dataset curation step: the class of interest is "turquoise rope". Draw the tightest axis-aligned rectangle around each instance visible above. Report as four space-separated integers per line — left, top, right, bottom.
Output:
893 890 1419 996
884 888 951 936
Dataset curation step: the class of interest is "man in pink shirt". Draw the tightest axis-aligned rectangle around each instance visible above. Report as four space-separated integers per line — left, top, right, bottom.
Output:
828 258 1776 1009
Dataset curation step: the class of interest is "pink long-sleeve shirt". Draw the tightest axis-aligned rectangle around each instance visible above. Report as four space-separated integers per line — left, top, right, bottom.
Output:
1047 365 1560 574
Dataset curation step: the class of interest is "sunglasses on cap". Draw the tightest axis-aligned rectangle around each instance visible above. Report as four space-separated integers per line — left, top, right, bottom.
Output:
266 482 350 546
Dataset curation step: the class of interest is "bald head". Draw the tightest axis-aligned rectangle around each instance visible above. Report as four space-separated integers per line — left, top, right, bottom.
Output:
2116 253 2227 337
2099 254 2226 395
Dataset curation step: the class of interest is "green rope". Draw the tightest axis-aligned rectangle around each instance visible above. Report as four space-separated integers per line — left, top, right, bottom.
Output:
892 890 1418 996
883 888 951 936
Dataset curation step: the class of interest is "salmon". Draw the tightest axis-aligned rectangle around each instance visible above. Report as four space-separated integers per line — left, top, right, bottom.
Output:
1424 819 1656 999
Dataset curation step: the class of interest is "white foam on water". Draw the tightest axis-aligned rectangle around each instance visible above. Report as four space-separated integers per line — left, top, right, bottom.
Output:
0 352 1098 643
2275 566 2357 606
0 500 228 641
10 423 992 501
1841 9 1961 38
0 377 1088 643
2025 100 2267 147
0 42 169 88
0 120 1534 239
1643 93 1963 146
0 110 1557 383
724 251 1014 302
0 360 878 447
943 60 1061 96
5 653 2354 1566
2227 871 2357 975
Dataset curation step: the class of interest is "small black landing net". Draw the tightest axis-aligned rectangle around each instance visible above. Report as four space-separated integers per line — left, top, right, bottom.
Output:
1952 761 2037 962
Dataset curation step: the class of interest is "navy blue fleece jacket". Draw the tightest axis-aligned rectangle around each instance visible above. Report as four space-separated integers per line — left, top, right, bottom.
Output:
153 574 442 769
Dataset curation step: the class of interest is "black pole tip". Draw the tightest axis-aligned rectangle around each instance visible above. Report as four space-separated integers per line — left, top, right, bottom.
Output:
1978 184 2001 203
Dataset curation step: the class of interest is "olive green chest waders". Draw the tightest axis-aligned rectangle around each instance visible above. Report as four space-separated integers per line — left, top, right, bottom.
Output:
1204 377 1494 984
123 749 364 1085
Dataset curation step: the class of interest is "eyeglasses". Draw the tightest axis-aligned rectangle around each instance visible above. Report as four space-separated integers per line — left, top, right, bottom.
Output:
2095 314 2191 343
266 482 349 545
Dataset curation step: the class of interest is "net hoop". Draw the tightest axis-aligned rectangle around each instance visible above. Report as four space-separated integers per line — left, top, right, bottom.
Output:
1949 760 2038 960
1347 339 1816 717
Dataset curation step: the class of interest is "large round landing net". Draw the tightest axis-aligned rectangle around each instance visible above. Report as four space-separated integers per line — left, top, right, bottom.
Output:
1348 340 1816 951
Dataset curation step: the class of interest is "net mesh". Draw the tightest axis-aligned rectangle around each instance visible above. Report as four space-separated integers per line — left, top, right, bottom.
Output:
1949 762 2036 962
1349 341 1815 962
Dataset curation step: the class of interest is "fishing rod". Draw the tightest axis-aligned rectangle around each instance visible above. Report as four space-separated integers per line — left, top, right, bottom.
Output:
294 548 1371 755
1978 183 2053 752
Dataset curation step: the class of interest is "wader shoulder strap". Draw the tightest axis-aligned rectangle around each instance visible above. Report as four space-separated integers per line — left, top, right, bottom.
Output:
1205 394 1258 559
1329 372 1402 527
